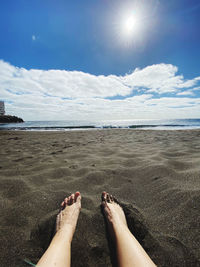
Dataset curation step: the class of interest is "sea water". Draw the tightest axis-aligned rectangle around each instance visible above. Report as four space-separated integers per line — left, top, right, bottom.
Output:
0 118 200 131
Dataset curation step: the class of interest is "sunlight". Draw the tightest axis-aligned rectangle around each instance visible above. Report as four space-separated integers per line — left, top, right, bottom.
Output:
121 14 140 38
108 1 156 48
123 15 138 35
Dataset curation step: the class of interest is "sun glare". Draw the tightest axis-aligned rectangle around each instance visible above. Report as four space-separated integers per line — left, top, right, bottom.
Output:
110 1 159 48
122 14 139 37
124 16 136 33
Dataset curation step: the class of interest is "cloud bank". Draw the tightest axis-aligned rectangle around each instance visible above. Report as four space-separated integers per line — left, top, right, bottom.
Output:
0 60 200 120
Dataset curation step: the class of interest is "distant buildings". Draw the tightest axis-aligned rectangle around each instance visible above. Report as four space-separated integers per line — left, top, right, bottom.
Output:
0 101 5 115
0 101 23 123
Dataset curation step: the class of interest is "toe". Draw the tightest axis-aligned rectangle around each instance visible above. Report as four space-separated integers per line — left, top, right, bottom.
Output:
113 196 119 204
75 192 81 208
101 191 107 202
75 191 81 201
106 193 111 203
68 196 72 205
61 201 65 209
110 194 114 202
64 197 69 205
70 194 75 204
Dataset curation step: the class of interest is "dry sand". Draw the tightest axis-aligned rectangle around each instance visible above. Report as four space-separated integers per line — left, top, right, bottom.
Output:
0 129 200 267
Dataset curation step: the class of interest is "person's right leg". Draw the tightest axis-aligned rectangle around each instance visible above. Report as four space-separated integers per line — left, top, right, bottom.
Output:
101 192 156 267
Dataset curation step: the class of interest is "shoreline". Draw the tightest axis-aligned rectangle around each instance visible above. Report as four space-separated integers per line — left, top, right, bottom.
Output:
1 127 200 132
1 118 200 132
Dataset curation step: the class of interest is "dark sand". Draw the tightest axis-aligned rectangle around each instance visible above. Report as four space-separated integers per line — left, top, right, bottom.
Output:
0 129 200 267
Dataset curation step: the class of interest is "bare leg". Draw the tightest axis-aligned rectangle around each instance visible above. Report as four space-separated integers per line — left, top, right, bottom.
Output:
37 192 81 267
101 192 156 267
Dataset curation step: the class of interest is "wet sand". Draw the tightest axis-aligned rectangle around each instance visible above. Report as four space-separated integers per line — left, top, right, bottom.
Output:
0 129 200 267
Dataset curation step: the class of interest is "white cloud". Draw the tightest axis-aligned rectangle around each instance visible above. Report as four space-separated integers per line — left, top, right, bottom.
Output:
123 64 200 93
177 91 194 96
192 86 200 91
0 60 200 120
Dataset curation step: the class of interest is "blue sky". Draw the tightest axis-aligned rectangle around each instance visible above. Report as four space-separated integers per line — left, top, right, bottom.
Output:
0 0 200 120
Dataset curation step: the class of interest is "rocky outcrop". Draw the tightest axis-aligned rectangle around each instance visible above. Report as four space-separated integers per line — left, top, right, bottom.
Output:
0 115 24 123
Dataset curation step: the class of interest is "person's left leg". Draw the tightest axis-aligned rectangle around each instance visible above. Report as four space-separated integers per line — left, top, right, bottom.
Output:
37 192 81 267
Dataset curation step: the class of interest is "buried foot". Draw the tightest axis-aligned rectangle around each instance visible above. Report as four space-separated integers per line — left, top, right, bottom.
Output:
101 191 128 231
101 192 157 267
56 191 81 241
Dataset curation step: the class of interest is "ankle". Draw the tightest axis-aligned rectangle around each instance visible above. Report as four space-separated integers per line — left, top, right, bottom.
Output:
56 226 74 243
112 219 129 234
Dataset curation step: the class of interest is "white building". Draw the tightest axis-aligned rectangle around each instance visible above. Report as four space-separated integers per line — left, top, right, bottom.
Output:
0 101 5 115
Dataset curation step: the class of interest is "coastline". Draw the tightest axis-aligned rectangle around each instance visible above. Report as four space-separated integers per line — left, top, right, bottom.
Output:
0 129 200 266
1 118 200 131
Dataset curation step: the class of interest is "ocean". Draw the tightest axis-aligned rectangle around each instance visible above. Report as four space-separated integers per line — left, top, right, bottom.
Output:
0 118 200 131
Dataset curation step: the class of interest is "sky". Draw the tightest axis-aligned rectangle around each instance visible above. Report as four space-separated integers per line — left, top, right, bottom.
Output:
0 0 200 121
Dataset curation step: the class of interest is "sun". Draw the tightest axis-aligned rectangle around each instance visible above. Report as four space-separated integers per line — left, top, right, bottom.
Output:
111 2 157 48
124 16 137 34
122 15 139 36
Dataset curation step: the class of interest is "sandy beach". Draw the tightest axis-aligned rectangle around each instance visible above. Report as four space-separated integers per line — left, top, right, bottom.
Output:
0 129 200 267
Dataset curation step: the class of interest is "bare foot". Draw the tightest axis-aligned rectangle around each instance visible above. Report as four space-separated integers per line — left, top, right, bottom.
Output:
56 191 81 241
102 192 157 267
101 191 128 233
